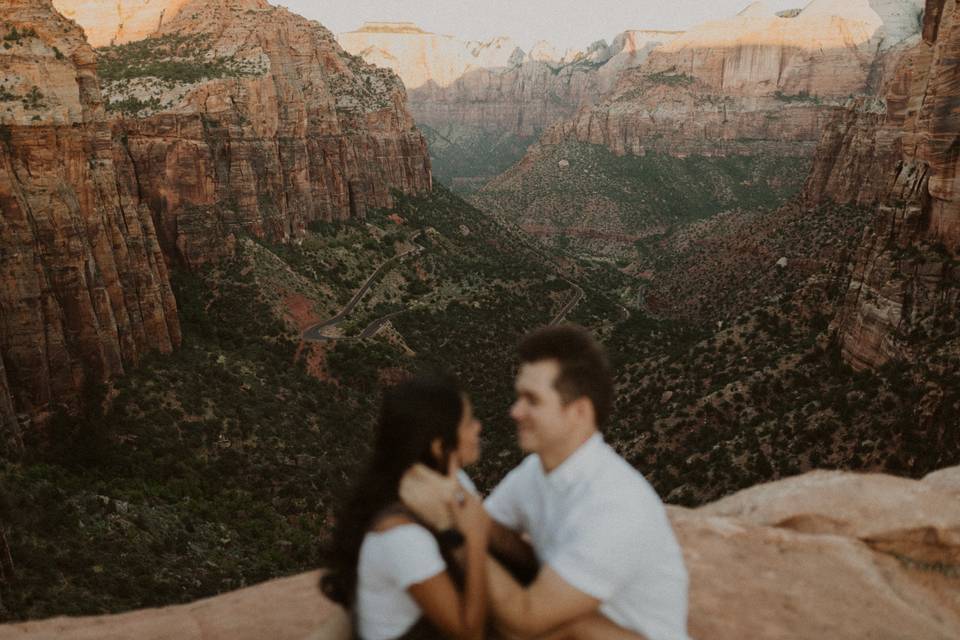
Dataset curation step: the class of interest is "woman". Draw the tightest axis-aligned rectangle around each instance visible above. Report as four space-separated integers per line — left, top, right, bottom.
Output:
322 375 489 640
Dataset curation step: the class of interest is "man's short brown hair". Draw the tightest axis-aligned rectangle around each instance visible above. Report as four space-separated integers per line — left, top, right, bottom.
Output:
517 325 614 429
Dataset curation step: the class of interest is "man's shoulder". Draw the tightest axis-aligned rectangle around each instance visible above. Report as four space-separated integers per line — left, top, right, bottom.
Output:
505 452 543 481
590 443 663 509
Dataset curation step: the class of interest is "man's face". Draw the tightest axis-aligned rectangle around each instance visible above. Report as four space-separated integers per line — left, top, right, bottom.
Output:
509 359 574 455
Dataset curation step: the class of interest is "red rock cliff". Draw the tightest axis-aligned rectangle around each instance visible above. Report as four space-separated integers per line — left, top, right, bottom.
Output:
806 0 960 369
94 0 431 266
0 0 180 447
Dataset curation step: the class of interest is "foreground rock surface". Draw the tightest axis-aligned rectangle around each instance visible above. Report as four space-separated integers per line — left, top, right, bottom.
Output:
3 467 958 639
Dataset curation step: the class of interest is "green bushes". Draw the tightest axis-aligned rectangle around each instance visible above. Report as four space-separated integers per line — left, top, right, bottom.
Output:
106 96 162 114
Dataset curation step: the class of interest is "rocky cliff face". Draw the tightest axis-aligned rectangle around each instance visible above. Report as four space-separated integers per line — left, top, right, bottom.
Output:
78 0 431 266
0 0 180 446
340 22 680 191
805 0 960 370
51 0 193 47
4 466 959 639
472 0 925 251
2 0 432 435
402 29 681 137
537 0 925 158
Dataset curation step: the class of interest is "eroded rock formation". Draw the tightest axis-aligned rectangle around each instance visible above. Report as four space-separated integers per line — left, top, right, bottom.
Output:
83 0 432 266
537 0 924 158
340 22 679 190
0 0 180 441
2 0 433 431
51 0 193 47
805 0 960 369
471 1 926 250
3 466 958 639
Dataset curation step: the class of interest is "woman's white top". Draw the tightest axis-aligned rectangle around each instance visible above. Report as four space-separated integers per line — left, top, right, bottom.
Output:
355 523 446 640
354 470 477 640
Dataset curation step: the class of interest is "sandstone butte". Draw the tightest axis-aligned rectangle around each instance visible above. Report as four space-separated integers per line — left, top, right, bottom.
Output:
340 22 682 137
0 0 181 453
802 0 960 370
1 465 958 639
1 0 432 438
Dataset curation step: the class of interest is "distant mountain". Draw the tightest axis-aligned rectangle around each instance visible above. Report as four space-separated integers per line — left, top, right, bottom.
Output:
473 0 926 251
340 21 681 192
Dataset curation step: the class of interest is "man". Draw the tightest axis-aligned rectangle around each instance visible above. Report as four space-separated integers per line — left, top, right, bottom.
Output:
402 325 689 640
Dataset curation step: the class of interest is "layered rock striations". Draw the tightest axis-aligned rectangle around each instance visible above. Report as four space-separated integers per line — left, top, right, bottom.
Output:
805 0 960 370
403 29 681 137
83 0 431 266
51 0 193 47
472 0 925 250
4 466 959 639
0 0 180 441
340 22 679 191
2 0 432 433
536 0 925 158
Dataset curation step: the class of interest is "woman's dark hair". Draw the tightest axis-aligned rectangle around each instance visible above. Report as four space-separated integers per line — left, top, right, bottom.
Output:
321 374 464 608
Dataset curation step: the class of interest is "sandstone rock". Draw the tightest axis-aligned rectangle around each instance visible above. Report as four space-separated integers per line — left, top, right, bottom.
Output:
808 0 960 369
342 22 680 138
51 0 193 47
338 22 519 91
924 466 960 497
76 0 432 266
699 469 960 564
0 571 350 640
4 467 959 639
675 506 960 640
0 0 180 428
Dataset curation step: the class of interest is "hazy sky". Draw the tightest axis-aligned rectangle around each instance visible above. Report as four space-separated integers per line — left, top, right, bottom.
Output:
288 0 807 50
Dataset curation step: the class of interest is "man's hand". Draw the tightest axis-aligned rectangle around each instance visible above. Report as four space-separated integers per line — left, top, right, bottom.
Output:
399 463 459 530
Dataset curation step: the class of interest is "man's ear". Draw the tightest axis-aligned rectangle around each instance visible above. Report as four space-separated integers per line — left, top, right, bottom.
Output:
569 395 596 427
430 437 445 464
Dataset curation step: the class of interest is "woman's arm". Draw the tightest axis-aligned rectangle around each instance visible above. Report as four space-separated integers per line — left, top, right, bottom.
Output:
408 493 491 640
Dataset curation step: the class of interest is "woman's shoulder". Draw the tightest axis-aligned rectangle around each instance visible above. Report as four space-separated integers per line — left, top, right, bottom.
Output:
370 511 418 533
364 506 436 548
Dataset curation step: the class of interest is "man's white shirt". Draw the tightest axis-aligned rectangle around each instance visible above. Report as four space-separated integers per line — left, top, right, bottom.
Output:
485 433 691 640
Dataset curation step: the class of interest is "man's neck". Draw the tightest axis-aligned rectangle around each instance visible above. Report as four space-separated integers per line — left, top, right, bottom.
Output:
540 428 597 473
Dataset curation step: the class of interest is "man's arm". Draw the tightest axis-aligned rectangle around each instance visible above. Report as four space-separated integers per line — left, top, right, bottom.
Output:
485 559 601 639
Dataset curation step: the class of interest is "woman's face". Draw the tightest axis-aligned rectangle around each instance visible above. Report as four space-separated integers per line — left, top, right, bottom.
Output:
453 396 482 467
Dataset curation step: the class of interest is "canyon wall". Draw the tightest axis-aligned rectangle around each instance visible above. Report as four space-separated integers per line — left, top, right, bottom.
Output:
340 22 680 191
0 0 180 446
537 0 924 158
51 0 193 47
89 0 431 266
1 0 433 433
471 0 926 252
340 22 681 137
805 0 960 370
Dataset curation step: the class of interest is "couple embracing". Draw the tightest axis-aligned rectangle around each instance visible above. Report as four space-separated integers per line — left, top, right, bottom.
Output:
323 326 690 640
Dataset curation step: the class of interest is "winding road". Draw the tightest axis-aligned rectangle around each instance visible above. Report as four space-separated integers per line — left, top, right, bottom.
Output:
300 224 597 343
302 232 423 342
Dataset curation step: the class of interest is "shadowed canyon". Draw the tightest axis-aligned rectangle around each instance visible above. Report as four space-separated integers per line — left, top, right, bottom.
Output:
1 0 958 637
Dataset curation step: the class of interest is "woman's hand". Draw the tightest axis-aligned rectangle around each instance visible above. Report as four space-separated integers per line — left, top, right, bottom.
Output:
400 463 459 530
450 491 491 546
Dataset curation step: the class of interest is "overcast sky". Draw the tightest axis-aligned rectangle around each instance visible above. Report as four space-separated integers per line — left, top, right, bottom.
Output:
288 0 807 50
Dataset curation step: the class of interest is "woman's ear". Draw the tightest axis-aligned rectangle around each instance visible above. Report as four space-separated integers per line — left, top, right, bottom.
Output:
429 437 445 465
